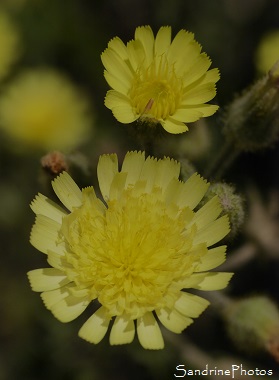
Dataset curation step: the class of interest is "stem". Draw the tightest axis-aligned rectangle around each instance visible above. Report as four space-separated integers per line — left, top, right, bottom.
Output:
218 242 257 271
204 140 240 180
141 136 155 157
202 291 233 312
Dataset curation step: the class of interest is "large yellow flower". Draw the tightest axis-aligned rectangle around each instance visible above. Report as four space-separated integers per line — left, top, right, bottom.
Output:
0 69 92 152
102 26 220 134
28 151 232 349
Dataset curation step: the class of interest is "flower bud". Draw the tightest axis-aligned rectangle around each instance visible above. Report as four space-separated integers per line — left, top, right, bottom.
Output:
41 151 69 175
201 182 245 239
224 296 279 361
223 61 279 151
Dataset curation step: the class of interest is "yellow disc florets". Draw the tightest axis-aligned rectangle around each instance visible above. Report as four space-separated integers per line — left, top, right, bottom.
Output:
130 56 182 121
61 187 197 319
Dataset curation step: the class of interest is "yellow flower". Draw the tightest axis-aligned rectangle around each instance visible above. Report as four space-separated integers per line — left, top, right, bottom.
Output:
0 10 19 81
28 151 232 349
0 69 92 152
255 30 279 74
101 26 220 134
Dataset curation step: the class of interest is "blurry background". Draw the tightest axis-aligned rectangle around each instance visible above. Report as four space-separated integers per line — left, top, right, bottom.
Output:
1 0 279 379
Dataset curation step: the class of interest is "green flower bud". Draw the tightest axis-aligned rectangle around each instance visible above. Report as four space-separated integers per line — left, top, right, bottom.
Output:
223 61 279 151
201 182 245 239
224 296 279 361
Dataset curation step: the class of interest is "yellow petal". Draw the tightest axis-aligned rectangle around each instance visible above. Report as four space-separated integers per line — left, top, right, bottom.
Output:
182 82 217 105
176 173 209 210
192 272 234 290
137 312 164 349
104 70 130 94
156 307 193 333
109 315 135 345
97 153 118 202
139 155 179 193
104 90 130 110
193 215 230 247
108 36 128 60
153 157 180 190
82 187 106 214
178 272 207 288
47 250 67 269
78 306 110 344
200 68 220 85
171 108 203 123
42 291 89 322
139 156 158 192
101 47 133 84
163 178 183 205
190 196 222 229
121 151 146 186
184 104 218 117
30 215 62 254
105 91 138 123
52 172 82 211
155 26 171 56
174 292 209 318
126 39 145 71
167 30 196 66
30 193 67 222
134 26 154 66
182 52 212 86
27 268 69 292
109 172 128 200
196 245 227 271
111 105 138 123
161 117 188 134
41 287 69 309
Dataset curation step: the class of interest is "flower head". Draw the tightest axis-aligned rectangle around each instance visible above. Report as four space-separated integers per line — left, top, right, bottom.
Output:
223 62 279 152
101 26 220 134
28 151 232 349
0 69 92 152
0 10 19 81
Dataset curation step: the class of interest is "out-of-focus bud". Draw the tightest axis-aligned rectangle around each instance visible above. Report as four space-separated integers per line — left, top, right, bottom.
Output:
41 151 69 176
224 296 279 362
201 182 245 239
223 61 279 151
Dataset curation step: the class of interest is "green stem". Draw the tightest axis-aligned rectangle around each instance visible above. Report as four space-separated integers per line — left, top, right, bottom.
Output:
204 140 240 180
141 137 155 157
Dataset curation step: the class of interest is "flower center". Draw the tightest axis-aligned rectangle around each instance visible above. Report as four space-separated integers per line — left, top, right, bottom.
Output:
129 55 182 121
60 187 198 319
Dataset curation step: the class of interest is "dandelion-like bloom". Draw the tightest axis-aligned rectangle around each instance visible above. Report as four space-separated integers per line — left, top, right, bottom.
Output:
0 69 92 151
28 151 232 349
101 26 220 134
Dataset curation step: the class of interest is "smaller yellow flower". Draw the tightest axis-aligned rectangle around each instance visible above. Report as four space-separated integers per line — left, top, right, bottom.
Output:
28 151 232 349
0 10 19 81
102 26 220 134
0 69 92 152
255 30 279 74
